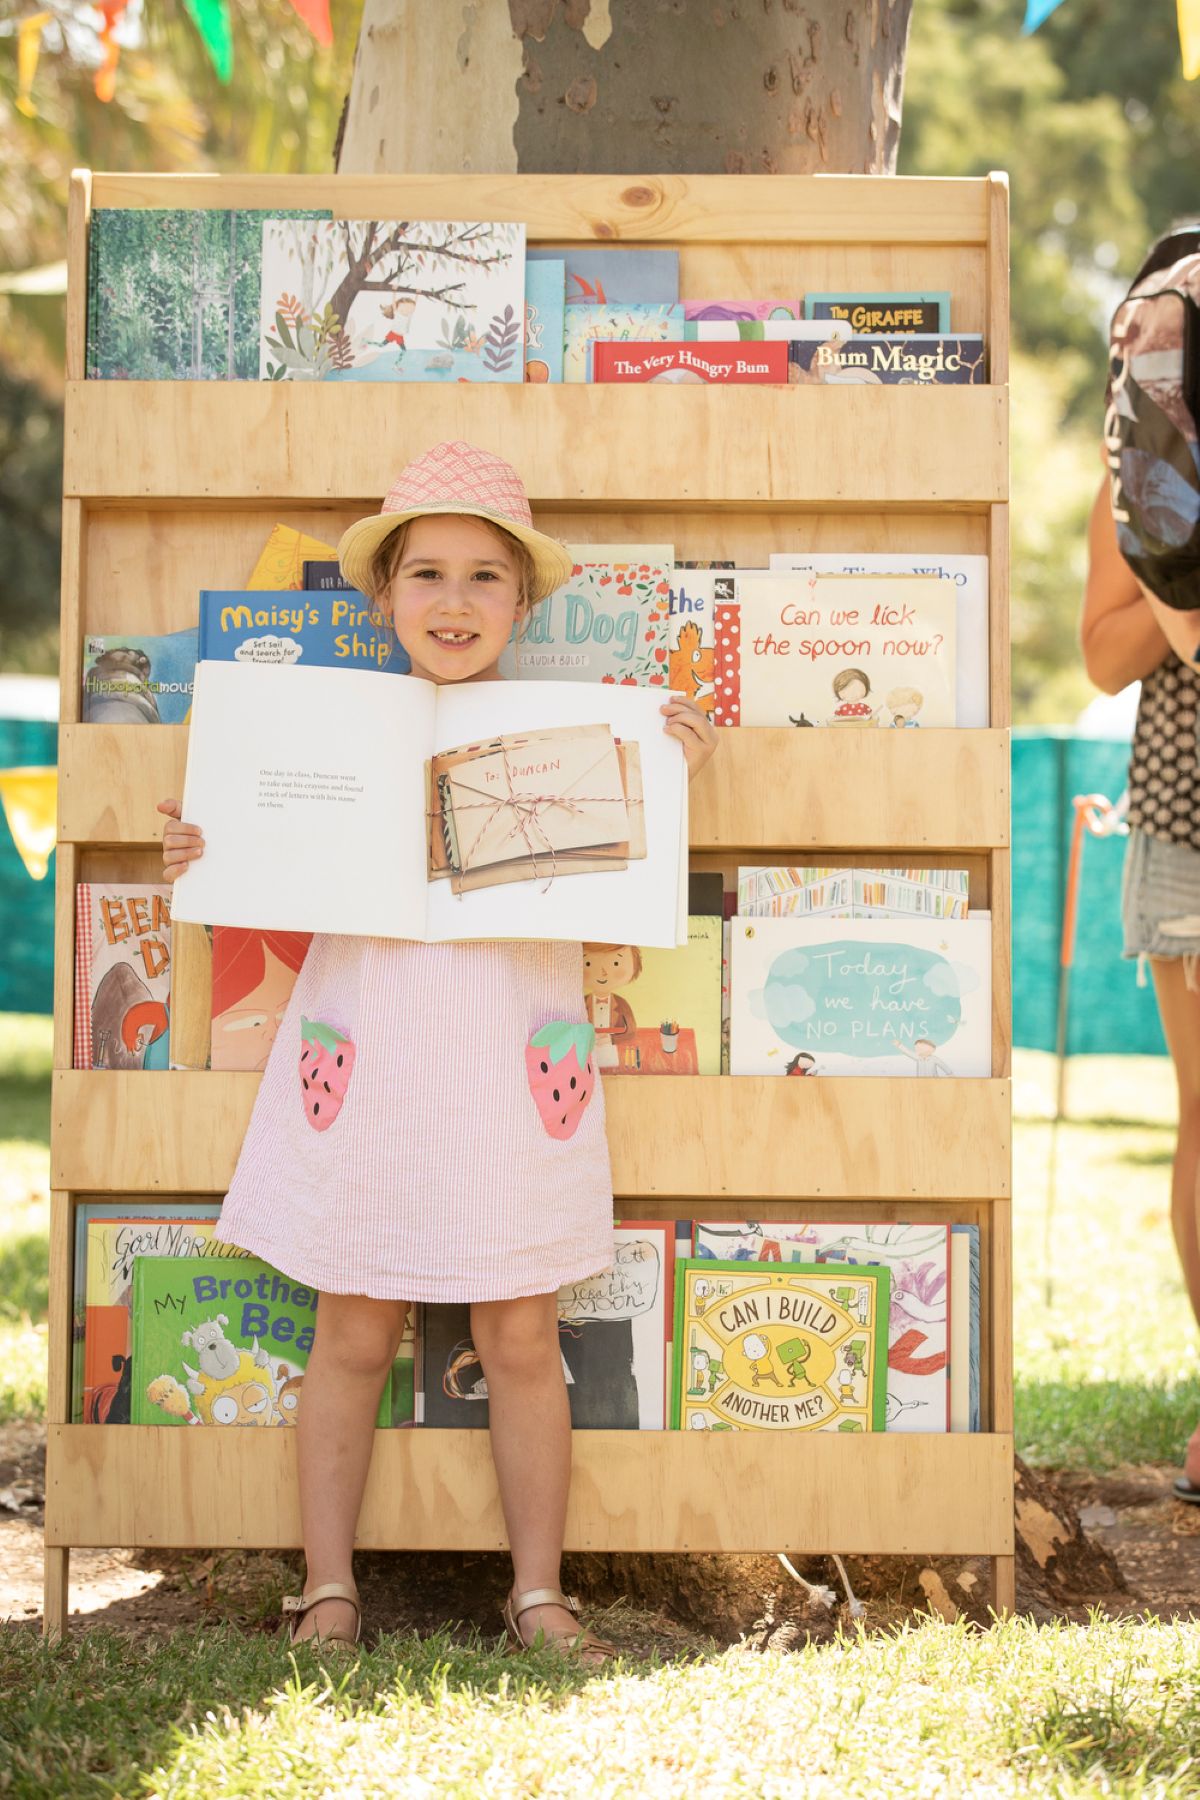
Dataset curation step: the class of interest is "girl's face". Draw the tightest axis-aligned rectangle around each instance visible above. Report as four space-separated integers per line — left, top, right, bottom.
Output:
839 676 868 703
382 514 524 685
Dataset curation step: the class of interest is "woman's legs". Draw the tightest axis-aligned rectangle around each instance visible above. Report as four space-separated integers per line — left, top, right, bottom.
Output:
1149 959 1200 1479
293 1291 408 1640
470 1292 578 1644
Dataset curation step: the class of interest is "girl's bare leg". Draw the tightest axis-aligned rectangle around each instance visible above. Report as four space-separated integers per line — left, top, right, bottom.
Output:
294 1292 408 1641
471 1292 579 1644
1150 960 1200 1480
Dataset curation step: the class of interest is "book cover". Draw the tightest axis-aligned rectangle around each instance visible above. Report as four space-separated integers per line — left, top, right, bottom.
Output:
210 927 313 1071
692 1221 950 1431
528 246 679 307
500 558 673 686
592 342 787 384
686 319 850 344
768 551 990 730
73 885 172 1071
582 915 723 1075
249 525 339 591
302 561 365 595
172 666 688 947
260 218 526 383
803 293 951 333
672 1259 890 1432
131 1255 390 1427
421 1225 674 1429
667 570 728 715
684 300 802 324
950 1223 981 1432
737 866 970 921
524 258 565 383
787 334 986 385
712 572 957 729
198 589 410 677
728 916 992 1077
86 207 330 380
82 630 198 726
565 303 684 384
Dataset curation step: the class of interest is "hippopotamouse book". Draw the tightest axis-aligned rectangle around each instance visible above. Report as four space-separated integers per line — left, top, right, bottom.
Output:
82 630 197 726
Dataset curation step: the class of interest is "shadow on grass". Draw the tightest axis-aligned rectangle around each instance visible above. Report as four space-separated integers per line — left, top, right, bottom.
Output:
1116 1146 1174 1169
0 1071 51 1150
1017 1375 1200 1472
0 1232 49 1325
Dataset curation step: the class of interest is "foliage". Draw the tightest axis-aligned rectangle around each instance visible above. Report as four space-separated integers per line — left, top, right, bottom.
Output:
0 363 62 677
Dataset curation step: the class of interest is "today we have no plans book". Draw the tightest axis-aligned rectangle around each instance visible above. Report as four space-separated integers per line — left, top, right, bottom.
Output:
172 664 688 948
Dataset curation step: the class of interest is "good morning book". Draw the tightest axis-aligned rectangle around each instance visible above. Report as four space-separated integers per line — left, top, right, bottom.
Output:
173 665 688 946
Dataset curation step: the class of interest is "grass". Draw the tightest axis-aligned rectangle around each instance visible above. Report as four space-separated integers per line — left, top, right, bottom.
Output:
2 1616 1200 1798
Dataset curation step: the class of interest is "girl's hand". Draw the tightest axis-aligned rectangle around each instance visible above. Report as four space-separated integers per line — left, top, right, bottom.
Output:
661 693 719 779
157 798 205 883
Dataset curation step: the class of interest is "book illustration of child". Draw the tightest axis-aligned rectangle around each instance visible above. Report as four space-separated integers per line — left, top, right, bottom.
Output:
886 686 924 728
211 929 313 1073
785 1052 818 1076
158 439 718 1658
898 1036 953 1077
828 667 879 726
582 942 642 1070
91 962 169 1071
743 1331 784 1389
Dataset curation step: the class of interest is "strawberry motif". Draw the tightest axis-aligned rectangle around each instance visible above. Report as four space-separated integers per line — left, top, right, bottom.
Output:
525 1021 596 1141
299 1016 356 1132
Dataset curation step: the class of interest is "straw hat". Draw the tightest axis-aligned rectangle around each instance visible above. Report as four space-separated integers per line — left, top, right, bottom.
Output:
336 440 573 602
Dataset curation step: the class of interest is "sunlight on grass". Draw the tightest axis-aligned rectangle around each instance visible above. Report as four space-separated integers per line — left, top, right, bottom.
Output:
0 1014 51 1422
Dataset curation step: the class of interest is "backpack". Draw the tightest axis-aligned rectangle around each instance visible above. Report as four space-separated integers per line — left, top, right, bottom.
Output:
1105 227 1200 610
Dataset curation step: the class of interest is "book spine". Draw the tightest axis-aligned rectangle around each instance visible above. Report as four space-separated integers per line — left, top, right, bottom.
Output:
73 884 93 1070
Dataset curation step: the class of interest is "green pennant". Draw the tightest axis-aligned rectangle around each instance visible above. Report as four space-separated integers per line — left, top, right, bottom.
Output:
183 0 233 83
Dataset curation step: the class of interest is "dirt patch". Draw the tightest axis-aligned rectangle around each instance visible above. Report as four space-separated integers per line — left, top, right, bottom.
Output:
4 1424 1198 1652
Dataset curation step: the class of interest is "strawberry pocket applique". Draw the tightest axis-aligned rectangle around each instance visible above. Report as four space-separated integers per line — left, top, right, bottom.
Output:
299 1016 356 1132
525 1021 596 1141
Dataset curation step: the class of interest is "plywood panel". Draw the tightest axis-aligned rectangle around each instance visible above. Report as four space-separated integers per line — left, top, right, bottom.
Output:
57 724 1010 850
46 1425 1014 1554
65 383 1009 507
86 172 992 246
52 1071 1012 1198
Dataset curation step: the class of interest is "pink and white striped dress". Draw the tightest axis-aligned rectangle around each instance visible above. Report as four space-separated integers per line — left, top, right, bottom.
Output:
215 935 615 1303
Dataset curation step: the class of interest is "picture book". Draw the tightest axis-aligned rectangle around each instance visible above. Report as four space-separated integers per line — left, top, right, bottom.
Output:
83 1216 248 1425
86 207 330 380
173 667 688 946
528 246 679 307
198 589 410 677
672 1259 890 1432
768 551 989 729
803 293 951 333
302 561 364 594
737 866 970 920
82 630 197 726
420 1224 674 1429
248 524 339 590
260 218 526 383
686 319 849 344
500 558 673 685
583 915 723 1075
565 303 684 383
728 916 992 1077
73 885 172 1071
666 570 727 715
692 1221 950 1431
168 922 213 1070
524 257 565 382
787 335 986 385
711 573 957 729
950 1223 981 1432
131 1255 391 1427
591 342 787 384
210 927 313 1071
72 1201 233 1423
684 301 802 324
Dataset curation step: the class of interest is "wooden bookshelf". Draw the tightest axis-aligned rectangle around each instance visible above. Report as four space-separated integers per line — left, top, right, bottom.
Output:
46 168 1014 1632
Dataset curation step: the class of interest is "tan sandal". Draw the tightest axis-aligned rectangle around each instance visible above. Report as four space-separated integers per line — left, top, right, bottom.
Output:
501 1586 618 1663
281 1582 362 1651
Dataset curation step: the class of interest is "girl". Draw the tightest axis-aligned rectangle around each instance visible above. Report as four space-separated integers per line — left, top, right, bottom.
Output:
159 440 718 1654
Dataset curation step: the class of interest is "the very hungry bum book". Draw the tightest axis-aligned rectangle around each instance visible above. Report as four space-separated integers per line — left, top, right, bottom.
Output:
173 664 688 946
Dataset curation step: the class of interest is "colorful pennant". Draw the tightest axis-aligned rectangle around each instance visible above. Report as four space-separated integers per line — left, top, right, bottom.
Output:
1181 0 1200 80
1022 0 1066 28
16 10 52 118
0 768 57 881
286 0 333 47
183 0 234 83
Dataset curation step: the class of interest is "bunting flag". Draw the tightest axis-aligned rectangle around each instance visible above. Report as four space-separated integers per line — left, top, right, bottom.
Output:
15 10 52 118
1181 0 1200 79
0 768 58 881
286 0 333 47
1022 0 1066 28
94 1 128 104
183 0 234 83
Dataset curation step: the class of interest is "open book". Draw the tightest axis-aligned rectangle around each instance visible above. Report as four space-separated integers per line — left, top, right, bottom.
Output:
171 663 688 946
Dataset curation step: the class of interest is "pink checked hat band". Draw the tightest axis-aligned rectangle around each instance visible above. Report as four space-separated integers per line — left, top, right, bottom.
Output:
336 441 573 602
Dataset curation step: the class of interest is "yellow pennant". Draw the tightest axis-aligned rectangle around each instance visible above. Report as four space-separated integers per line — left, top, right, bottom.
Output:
0 767 58 880
16 11 53 119
1181 0 1200 78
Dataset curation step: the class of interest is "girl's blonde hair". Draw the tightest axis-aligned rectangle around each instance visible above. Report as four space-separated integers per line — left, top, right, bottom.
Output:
364 515 539 666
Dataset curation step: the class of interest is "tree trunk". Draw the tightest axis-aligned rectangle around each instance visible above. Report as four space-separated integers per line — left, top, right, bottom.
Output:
336 0 913 176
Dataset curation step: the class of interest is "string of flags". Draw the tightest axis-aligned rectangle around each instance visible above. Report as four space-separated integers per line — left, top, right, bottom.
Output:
15 0 333 115
1024 0 1199 80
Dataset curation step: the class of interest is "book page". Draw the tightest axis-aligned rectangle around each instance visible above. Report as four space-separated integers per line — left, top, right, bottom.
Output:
171 661 434 937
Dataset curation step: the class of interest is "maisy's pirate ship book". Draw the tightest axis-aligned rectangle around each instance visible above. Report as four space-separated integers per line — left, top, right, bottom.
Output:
173 666 687 946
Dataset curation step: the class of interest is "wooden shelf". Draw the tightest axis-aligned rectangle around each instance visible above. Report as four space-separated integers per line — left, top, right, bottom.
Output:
64 381 1008 508
59 723 1010 850
51 1070 1011 1198
46 1425 1015 1555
